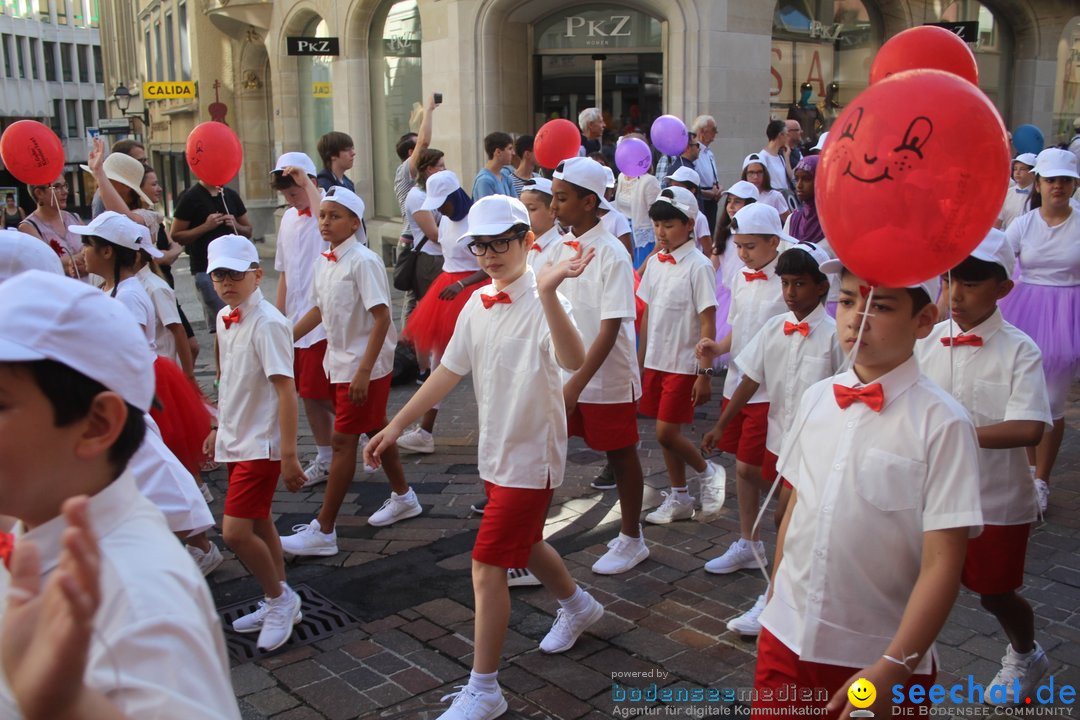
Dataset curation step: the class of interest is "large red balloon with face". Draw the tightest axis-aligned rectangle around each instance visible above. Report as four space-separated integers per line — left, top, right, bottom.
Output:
870 26 978 85
185 121 243 186
817 69 1008 287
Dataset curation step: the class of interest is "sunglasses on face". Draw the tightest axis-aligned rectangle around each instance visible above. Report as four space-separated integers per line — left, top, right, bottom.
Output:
210 268 253 282
467 231 526 257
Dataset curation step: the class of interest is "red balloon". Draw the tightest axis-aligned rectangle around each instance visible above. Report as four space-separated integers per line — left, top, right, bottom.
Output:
0 120 64 185
185 121 243 186
817 69 1008 287
534 119 581 169
870 26 978 85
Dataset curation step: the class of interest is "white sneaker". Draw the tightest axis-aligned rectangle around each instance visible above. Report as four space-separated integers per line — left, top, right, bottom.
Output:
507 568 542 587
1034 478 1049 516
301 458 331 488
187 542 224 576
256 587 303 652
539 593 604 653
232 595 303 634
280 519 338 557
436 685 507 720
591 531 649 575
704 538 766 574
986 643 1050 704
644 491 695 524
367 489 423 527
199 482 214 504
397 427 434 454
696 461 727 516
727 593 767 636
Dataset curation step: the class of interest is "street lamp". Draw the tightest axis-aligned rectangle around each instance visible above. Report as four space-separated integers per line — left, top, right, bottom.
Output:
112 84 150 134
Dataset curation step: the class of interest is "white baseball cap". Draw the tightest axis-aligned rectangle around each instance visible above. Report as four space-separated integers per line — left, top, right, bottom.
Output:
601 165 616 189
0 229 64 283
789 242 831 269
1033 148 1079 179
420 170 462 211
742 152 767 170
652 186 697 221
207 234 259 273
819 257 941 303
81 153 153 208
1013 153 1037 168
552 157 614 211
272 151 318 178
520 177 553 196
322 185 366 220
811 132 829 153
731 203 796 245
722 180 760 202
968 228 1014 280
463 195 531 238
68 211 162 258
665 166 701 187
0 270 156 411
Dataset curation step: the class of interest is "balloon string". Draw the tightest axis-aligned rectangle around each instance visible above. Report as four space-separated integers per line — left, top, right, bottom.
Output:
49 187 82 281
219 191 239 235
946 269 955 395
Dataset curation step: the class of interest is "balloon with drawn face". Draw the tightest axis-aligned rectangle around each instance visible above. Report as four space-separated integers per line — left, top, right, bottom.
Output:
817 69 1009 288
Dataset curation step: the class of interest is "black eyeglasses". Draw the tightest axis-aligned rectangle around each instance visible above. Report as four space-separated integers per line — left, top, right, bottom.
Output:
467 231 525 257
210 268 253 282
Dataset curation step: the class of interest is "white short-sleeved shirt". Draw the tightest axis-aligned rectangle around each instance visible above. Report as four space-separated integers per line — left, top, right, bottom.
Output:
441 269 577 488
404 186 444 257
274 207 328 348
694 211 710 245
528 225 563 276
915 311 1051 525
735 304 845 453
0 473 240 719
758 148 792 193
636 241 717 374
1004 208 1080 286
723 255 787 401
129 413 214 536
998 186 1032 230
136 266 180 363
114 276 157 353
439 216 481 273
311 236 397 383
215 291 294 462
552 222 641 404
600 209 632 240
761 356 983 675
759 189 790 217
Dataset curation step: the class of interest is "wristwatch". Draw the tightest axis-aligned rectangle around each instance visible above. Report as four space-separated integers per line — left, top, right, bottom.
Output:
696 367 718 376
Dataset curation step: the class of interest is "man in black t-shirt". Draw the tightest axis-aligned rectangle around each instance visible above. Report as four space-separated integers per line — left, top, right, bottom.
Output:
170 180 252 329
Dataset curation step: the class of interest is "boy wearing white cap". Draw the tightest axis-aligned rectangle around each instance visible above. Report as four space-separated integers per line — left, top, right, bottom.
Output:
287 187 419 556
663 166 713 258
997 153 1037 230
271 152 337 488
366 195 600 720
202 234 306 653
915 230 1051 702
753 263 982 717
550 156 649 575
0 270 240 719
520 177 562 274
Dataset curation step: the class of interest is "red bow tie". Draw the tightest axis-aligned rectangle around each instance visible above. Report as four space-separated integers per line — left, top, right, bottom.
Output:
657 253 676 265
481 291 512 310
0 532 12 571
940 334 983 347
322 250 338 262
222 308 242 329
783 321 810 337
743 270 768 282
531 243 543 252
833 383 885 412
297 207 312 217
563 240 581 252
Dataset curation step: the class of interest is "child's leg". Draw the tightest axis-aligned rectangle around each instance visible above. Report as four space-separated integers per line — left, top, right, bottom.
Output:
656 420 707 488
981 592 1036 653
471 560 510 674
608 444 644 537
223 515 284 598
252 515 286 581
317 431 359 533
736 460 765 541
303 397 335 451
527 540 576 599
773 484 792 530
419 407 438 434
185 531 212 552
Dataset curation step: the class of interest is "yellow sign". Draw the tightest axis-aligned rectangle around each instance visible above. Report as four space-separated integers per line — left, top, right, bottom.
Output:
312 82 332 98
143 81 197 100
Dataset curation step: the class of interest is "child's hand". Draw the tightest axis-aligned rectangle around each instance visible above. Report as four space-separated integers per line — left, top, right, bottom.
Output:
283 166 309 187
691 374 711 407
202 429 217 457
563 381 582 416
364 427 400 469
537 247 595 294
281 457 307 493
438 281 463 300
701 424 724 454
696 338 720 363
348 371 370 405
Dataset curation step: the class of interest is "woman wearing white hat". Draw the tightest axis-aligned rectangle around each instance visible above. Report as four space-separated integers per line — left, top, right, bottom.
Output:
999 147 1080 515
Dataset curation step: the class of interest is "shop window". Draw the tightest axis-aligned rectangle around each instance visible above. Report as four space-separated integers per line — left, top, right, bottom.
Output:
297 16 333 164
937 1 1008 115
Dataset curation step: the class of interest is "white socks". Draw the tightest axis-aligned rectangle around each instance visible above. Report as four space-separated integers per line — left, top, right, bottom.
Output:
316 445 332 464
559 586 591 615
468 669 499 695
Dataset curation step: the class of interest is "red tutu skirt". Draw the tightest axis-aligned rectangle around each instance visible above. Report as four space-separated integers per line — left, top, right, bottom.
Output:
151 356 212 477
402 271 491 356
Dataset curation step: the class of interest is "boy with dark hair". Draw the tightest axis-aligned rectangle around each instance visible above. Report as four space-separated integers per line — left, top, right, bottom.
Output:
316 131 356 193
502 134 537 196
0 271 240 718
472 131 516 199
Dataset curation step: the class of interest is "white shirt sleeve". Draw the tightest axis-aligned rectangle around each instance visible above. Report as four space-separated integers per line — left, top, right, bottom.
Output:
439 300 475 376
599 248 636 322
635 262 655 304
253 318 295 380
691 259 718 314
734 323 768 385
921 416 983 533
356 256 391 312
148 285 181 326
1003 341 1053 424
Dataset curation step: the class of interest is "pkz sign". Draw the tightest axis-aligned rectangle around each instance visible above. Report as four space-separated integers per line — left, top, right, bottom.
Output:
535 5 661 51
287 36 339 56
564 14 632 38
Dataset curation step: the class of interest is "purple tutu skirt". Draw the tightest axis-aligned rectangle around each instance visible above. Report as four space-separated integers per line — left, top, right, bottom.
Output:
714 267 733 366
999 281 1080 376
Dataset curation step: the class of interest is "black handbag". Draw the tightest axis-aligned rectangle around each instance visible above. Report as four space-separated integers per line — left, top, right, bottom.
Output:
392 237 429 292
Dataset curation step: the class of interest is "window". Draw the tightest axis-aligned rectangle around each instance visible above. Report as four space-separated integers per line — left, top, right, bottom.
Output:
82 99 93 128
938 1 1009 113
38 0 49 22
43 40 55 80
92 45 101 83
297 16 333 164
154 22 162 81
60 42 72 82
164 12 174 81
178 2 190 80
144 28 151 81
3 36 13 79
28 38 38 79
16 36 25 78
56 0 67 24
76 44 87 82
65 99 77 137
90 0 97 27
51 99 62 134
97 99 105 122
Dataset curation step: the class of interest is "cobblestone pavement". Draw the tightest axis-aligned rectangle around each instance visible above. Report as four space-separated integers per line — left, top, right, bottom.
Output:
173 257 1080 720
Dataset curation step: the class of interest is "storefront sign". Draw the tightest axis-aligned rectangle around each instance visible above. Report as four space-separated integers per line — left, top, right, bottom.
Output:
287 36 339 56
143 81 197 100
924 21 979 43
312 82 332 98
535 5 661 51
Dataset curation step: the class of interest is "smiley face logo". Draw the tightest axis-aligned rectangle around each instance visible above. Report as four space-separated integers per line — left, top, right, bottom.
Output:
847 678 876 709
834 105 933 184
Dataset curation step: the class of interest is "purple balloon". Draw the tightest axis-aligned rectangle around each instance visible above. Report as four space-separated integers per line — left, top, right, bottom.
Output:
615 137 652 178
651 115 688 156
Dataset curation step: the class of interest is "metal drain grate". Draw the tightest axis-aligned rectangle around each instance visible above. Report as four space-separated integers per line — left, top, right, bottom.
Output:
219 584 360 665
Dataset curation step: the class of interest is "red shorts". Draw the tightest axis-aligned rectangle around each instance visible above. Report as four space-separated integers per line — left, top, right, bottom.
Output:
753 628 936 718
714 399 769 466
225 459 281 519
762 450 779 484
472 482 554 568
567 401 640 452
332 374 392 436
639 369 697 424
294 340 333 401
962 523 1030 595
